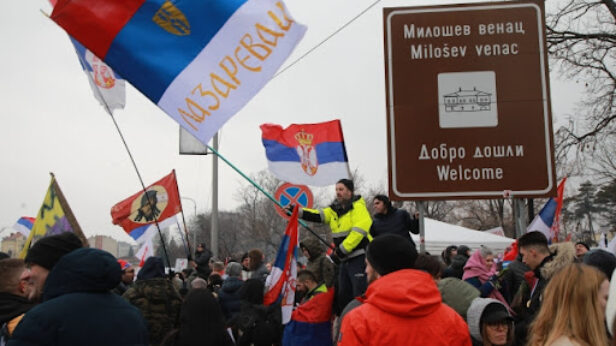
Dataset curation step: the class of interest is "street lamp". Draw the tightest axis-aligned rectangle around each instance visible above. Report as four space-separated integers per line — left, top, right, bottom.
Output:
181 197 197 218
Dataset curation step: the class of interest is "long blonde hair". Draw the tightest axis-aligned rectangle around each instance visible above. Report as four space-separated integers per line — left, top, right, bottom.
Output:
528 263 608 346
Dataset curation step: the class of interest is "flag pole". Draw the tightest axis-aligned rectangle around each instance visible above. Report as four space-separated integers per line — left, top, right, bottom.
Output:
172 169 193 259
82 61 172 267
174 217 191 262
205 145 333 250
107 112 171 267
97 103 171 267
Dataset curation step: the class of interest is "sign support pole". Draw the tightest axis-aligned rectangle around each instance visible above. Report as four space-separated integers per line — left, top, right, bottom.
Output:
514 198 527 238
418 201 426 254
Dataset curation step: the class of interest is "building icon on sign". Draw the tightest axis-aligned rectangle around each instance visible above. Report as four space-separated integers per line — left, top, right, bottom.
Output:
444 87 492 112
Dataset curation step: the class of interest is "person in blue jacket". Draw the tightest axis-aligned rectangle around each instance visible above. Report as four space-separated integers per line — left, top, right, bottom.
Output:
8 247 149 346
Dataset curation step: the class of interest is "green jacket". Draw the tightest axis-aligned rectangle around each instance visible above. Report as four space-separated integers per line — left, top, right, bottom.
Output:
123 278 182 346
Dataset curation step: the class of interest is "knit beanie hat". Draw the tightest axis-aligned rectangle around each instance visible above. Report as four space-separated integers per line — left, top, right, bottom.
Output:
583 249 616 280
367 234 418 276
467 298 511 341
226 262 242 278
117 259 132 271
337 179 354 193
24 232 83 270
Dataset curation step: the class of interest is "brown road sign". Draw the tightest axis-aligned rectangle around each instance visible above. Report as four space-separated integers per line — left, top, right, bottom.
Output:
384 0 556 200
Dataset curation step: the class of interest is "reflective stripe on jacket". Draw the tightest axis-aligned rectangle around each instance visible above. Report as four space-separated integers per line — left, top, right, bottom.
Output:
302 196 372 257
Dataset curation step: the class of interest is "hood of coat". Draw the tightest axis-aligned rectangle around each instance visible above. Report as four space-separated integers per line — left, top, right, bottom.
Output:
466 298 503 341
363 269 441 318
221 277 243 293
300 237 324 260
540 242 576 280
43 248 121 301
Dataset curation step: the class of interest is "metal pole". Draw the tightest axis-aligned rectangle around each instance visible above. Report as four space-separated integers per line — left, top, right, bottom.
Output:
211 133 219 259
418 201 426 254
514 198 526 238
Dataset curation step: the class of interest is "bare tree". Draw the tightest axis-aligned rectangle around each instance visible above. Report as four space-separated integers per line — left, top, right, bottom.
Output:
456 199 515 237
547 0 616 151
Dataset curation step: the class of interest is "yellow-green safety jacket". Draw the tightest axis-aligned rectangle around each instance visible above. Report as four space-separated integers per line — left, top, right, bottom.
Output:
300 196 373 259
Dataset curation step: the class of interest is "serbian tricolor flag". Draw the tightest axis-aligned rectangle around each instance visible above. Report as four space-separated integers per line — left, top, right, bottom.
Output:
527 177 567 243
111 171 181 242
261 120 351 186
70 38 126 114
282 288 335 345
12 217 36 238
50 0 306 146
264 205 299 324
135 228 156 266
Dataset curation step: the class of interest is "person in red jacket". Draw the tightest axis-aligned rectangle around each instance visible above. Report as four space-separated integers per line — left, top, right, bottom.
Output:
338 234 471 346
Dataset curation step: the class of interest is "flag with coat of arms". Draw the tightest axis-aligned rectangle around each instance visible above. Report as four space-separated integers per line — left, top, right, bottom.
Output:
48 0 125 114
50 0 306 146
264 205 299 324
261 120 351 186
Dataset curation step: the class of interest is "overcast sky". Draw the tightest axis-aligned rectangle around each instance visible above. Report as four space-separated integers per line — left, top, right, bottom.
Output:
0 0 583 243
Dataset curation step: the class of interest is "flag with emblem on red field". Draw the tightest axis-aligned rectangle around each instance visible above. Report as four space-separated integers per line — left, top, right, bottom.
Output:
111 171 182 242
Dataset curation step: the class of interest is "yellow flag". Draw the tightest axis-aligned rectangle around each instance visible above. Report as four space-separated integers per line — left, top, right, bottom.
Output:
19 174 86 258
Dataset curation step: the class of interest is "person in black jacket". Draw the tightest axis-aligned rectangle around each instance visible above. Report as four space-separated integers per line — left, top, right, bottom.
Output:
193 243 213 279
218 262 244 324
161 288 234 346
236 279 282 346
8 248 148 346
370 195 419 249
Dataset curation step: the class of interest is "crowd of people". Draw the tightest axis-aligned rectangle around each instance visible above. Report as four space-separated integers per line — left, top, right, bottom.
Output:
1 178 616 346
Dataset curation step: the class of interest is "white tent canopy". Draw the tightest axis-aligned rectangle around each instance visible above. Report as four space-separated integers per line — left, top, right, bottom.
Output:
411 218 514 255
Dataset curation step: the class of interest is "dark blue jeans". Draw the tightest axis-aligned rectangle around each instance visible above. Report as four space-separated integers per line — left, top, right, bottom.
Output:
337 254 367 311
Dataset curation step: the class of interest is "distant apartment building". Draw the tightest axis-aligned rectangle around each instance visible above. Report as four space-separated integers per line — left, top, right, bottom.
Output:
88 235 119 257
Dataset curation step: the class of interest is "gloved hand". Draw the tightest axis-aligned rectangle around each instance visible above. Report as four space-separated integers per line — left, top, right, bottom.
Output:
329 252 341 265
284 204 296 215
329 247 347 265
489 274 500 289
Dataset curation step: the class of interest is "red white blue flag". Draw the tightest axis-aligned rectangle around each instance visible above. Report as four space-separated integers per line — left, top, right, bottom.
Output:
527 177 566 242
261 120 351 186
12 217 36 237
48 0 125 115
51 0 306 146
264 205 299 324
70 38 126 114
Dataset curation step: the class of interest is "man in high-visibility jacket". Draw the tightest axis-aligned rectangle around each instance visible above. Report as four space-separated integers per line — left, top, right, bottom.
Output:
295 179 373 312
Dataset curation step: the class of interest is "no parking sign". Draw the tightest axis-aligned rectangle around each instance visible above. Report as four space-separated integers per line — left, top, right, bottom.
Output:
274 183 314 220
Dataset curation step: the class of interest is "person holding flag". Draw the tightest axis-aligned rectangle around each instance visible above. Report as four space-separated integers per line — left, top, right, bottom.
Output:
289 179 373 312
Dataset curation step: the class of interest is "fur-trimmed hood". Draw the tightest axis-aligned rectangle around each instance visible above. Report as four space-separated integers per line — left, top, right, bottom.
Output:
540 242 576 280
